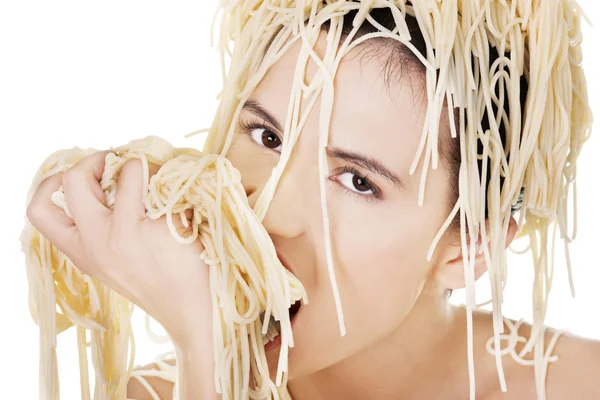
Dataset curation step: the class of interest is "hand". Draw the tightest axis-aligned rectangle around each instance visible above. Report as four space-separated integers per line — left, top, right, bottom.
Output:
26 151 213 346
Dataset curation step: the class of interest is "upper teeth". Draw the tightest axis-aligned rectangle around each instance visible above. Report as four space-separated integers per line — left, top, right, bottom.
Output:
260 298 301 345
263 317 281 345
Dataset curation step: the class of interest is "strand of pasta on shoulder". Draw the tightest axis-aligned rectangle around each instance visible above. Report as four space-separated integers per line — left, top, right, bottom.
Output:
21 0 592 399
199 1 591 400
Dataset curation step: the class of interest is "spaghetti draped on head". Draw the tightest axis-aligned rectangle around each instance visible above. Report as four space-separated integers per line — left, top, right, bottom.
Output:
199 1 592 399
21 1 592 399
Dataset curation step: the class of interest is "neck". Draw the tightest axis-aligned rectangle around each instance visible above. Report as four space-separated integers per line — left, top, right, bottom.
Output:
288 295 480 400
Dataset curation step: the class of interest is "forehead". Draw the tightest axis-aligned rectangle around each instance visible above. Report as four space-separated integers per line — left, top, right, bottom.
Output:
250 32 427 175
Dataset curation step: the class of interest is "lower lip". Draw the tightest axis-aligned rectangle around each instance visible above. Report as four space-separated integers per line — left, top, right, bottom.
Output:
264 309 300 352
266 252 300 352
264 333 282 352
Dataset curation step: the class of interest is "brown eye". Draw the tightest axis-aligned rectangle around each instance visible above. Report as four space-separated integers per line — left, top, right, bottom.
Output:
339 172 374 194
251 128 282 151
261 130 281 149
352 175 371 192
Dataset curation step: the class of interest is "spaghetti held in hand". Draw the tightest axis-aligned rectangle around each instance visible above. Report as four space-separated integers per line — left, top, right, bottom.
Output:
21 135 306 400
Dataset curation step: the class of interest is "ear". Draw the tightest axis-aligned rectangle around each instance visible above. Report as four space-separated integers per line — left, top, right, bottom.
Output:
433 216 519 290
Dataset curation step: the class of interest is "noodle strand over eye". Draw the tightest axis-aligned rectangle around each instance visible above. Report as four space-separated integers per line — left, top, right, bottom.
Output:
198 1 591 399
21 0 592 399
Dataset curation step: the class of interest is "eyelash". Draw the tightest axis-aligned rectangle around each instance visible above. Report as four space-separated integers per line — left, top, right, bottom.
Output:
332 166 382 201
238 118 282 151
238 119 382 201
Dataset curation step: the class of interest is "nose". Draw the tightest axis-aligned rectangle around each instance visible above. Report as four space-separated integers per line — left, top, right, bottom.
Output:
245 164 307 239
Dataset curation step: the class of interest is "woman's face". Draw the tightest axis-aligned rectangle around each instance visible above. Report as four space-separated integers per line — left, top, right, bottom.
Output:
226 34 454 379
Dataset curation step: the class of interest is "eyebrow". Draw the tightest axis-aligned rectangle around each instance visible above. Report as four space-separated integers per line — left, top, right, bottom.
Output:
241 99 284 132
242 99 405 190
327 147 405 190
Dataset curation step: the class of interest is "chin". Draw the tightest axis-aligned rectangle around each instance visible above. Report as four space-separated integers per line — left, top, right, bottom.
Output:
265 347 285 380
265 347 303 382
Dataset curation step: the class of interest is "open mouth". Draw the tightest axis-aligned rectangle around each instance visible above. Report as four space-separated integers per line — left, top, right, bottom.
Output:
262 298 302 347
261 250 304 349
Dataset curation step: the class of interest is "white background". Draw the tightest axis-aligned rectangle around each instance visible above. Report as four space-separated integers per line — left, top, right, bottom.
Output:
0 1 598 397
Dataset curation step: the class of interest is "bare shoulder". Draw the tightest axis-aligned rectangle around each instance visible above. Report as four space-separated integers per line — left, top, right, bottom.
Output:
544 330 600 399
484 327 600 400
470 312 600 400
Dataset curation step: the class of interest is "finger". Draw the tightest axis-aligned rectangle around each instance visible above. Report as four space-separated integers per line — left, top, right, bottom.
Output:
26 173 81 257
113 160 146 222
113 160 161 223
62 151 112 233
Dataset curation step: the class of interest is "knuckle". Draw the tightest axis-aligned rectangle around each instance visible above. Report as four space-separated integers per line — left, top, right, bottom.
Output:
61 167 80 190
124 159 143 169
25 202 43 225
26 175 61 225
122 159 143 175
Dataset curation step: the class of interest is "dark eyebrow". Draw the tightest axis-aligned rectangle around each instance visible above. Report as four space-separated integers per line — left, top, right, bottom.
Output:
327 147 405 190
241 99 283 133
241 99 404 189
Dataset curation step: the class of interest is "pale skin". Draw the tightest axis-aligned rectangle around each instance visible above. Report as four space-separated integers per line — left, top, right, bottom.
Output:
28 33 599 400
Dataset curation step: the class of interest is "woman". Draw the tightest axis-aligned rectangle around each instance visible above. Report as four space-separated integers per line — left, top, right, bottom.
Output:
26 2 599 399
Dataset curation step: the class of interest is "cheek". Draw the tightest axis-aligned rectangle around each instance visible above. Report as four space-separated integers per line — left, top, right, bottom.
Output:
331 204 437 329
223 136 247 171
226 137 276 190
332 201 436 282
